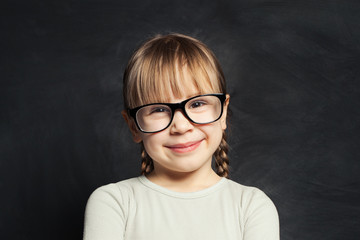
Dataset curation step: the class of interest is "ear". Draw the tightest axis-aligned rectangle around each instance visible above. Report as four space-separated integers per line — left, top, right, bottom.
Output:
121 110 142 143
220 94 230 130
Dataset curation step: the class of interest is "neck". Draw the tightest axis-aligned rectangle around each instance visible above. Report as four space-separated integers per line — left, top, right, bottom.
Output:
146 166 221 192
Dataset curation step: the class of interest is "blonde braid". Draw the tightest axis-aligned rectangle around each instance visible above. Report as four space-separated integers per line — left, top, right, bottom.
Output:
140 143 154 175
214 132 230 178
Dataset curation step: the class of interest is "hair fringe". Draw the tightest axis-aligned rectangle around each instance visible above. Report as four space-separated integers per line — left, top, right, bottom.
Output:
123 33 226 109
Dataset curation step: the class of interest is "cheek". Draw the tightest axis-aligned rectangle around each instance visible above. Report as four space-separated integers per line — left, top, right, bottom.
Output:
141 133 164 155
202 123 224 145
214 127 224 145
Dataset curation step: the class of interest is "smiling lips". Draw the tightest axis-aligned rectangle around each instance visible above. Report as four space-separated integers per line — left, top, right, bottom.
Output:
166 140 203 153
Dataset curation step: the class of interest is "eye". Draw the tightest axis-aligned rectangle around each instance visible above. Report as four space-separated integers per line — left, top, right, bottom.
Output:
149 106 170 114
189 100 207 108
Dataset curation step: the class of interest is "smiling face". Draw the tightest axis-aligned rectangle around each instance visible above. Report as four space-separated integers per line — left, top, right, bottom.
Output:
136 81 229 176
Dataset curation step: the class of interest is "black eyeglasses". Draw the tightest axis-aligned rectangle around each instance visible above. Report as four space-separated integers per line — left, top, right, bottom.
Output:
128 93 226 133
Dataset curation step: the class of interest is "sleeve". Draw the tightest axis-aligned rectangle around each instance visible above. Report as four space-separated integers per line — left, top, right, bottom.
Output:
83 184 128 240
242 189 280 240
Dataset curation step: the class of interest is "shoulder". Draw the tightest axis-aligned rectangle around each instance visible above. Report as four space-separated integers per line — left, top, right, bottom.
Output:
83 178 141 240
225 179 274 202
224 180 279 223
92 177 141 194
225 179 280 239
85 177 142 217
87 177 140 204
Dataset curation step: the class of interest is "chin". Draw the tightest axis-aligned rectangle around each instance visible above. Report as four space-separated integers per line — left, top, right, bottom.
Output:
167 161 210 174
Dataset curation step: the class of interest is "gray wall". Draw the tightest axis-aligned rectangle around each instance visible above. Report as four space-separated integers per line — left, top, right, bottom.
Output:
1 0 360 239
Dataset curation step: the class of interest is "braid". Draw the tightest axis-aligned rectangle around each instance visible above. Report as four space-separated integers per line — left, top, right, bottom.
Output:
214 132 230 178
140 143 154 175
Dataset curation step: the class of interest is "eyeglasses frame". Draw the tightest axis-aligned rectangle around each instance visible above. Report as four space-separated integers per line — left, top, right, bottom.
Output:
128 93 227 133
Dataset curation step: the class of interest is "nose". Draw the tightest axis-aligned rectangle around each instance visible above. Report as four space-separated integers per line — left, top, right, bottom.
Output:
169 110 194 134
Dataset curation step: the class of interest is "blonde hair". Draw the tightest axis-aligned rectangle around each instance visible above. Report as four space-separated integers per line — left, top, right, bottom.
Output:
123 33 230 178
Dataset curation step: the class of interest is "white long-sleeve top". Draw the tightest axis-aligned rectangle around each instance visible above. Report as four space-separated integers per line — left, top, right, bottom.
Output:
83 175 279 240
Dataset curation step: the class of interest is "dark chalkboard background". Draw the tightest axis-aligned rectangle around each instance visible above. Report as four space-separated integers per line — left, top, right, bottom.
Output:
1 0 360 239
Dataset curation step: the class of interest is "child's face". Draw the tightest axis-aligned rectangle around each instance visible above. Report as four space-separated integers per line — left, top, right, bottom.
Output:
124 73 229 176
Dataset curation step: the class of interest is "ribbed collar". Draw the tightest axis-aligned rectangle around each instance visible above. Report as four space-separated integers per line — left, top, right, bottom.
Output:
138 175 227 199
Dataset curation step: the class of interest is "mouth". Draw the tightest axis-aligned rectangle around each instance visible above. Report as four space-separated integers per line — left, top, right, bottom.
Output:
166 140 203 153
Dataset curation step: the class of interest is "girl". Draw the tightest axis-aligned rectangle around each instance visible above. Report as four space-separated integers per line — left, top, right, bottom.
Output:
83 33 279 240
